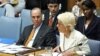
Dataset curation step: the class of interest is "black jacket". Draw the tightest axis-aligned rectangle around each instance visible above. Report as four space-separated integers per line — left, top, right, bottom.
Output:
75 16 100 41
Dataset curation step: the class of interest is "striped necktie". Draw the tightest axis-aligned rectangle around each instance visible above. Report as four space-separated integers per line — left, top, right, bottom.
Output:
24 29 35 47
48 15 54 27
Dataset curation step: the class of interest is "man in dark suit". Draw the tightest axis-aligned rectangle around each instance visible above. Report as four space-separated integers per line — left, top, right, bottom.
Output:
16 7 57 48
43 0 61 29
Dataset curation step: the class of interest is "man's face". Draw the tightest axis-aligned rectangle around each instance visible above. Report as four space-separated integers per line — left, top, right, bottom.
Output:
48 3 59 15
31 9 42 28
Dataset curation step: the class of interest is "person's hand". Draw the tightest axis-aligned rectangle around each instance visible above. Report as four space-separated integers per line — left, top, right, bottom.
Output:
62 51 73 56
62 49 78 56
52 46 61 53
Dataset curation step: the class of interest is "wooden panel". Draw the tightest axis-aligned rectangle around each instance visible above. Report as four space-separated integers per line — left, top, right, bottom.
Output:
0 53 15 56
67 0 75 11
92 0 100 9
67 0 100 11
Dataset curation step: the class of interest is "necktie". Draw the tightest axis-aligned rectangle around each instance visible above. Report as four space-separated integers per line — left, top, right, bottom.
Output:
24 29 35 47
48 15 54 27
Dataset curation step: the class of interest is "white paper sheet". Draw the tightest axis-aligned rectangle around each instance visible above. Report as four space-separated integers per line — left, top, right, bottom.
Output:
0 43 8 47
0 44 31 54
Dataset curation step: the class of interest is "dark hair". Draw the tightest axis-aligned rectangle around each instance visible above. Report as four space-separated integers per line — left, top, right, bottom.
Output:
47 0 60 4
82 0 96 9
25 0 41 10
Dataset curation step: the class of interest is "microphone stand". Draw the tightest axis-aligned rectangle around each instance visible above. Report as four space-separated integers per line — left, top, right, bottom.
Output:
57 43 82 56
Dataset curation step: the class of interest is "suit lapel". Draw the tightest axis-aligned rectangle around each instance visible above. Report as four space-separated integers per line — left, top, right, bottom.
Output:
52 11 61 28
79 17 85 34
44 10 60 29
44 10 49 24
24 25 33 45
52 14 58 28
85 16 98 34
32 23 50 47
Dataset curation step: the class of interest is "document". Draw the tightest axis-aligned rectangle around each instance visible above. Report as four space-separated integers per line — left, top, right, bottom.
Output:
0 43 33 54
0 43 8 47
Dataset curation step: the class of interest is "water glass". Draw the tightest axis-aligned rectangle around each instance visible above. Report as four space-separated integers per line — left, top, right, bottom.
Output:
44 47 53 56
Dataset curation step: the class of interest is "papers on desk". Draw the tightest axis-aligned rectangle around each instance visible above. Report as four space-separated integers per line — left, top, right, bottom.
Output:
0 43 32 54
0 43 9 47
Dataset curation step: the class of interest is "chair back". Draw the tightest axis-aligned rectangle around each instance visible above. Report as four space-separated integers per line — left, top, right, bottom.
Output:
0 8 6 16
88 39 100 56
0 16 21 44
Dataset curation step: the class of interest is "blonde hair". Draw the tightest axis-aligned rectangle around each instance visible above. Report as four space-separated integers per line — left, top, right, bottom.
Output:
57 12 76 30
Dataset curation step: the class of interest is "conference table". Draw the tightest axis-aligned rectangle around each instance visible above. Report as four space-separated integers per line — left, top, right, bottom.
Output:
0 48 61 56
0 43 43 56
0 43 60 56
0 49 50 56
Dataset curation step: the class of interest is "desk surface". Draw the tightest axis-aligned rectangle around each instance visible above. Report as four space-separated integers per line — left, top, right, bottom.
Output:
0 49 46 56
0 53 15 56
34 49 46 56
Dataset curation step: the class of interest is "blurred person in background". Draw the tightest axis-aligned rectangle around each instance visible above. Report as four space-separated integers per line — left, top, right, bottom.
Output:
72 0 85 18
72 0 97 20
75 0 100 41
0 0 25 17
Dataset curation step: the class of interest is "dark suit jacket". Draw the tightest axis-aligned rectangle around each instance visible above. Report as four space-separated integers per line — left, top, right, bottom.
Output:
43 10 62 35
43 10 61 29
75 15 100 41
16 23 57 48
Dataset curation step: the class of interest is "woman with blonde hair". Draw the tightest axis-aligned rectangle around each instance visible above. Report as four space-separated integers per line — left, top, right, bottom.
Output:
53 12 90 56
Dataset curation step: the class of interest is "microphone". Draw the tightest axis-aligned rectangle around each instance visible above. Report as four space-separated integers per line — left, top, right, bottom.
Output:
57 43 82 56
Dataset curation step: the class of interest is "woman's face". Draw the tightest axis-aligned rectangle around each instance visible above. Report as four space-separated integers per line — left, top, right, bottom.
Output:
57 20 70 33
57 21 66 33
82 5 93 18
